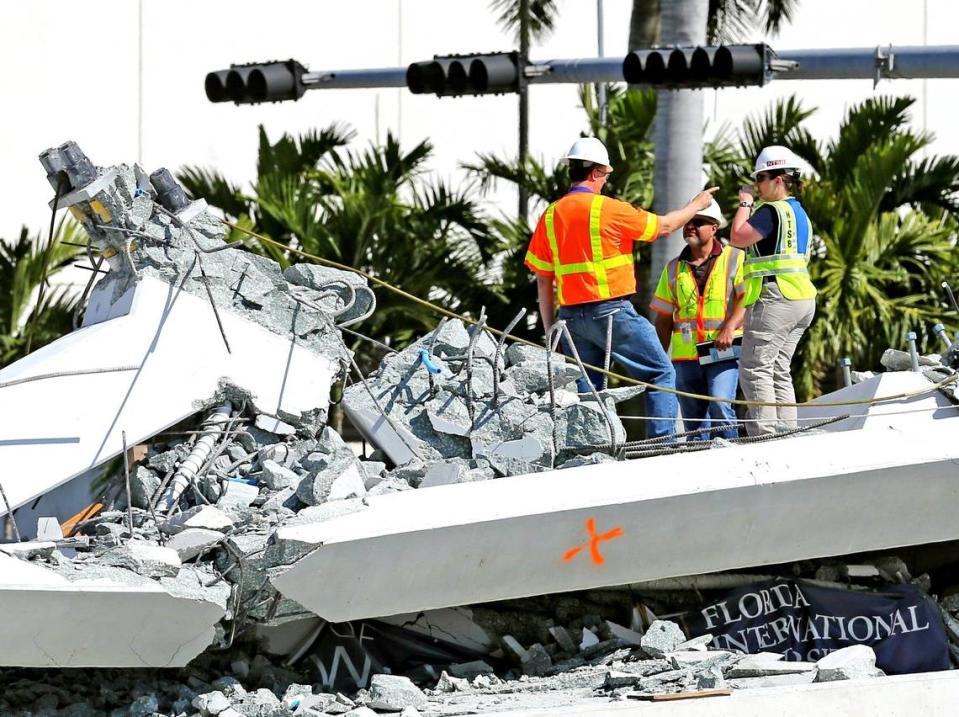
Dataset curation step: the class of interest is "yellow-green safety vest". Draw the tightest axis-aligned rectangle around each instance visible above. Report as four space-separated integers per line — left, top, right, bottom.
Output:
743 199 817 306
651 245 745 361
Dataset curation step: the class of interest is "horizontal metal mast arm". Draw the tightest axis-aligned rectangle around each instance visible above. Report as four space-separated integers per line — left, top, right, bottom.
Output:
296 45 959 91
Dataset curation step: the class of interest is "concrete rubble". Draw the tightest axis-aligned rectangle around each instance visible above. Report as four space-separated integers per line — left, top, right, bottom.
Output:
3 142 959 713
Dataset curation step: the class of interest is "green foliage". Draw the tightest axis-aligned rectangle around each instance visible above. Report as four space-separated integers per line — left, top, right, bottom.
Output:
707 94 959 398
179 125 506 368
490 0 559 42
0 220 86 366
706 0 801 43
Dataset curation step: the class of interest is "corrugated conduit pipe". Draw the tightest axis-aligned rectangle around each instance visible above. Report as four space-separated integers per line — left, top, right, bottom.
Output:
158 401 233 514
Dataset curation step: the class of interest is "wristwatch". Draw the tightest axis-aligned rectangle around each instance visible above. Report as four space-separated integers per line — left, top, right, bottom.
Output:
739 201 753 208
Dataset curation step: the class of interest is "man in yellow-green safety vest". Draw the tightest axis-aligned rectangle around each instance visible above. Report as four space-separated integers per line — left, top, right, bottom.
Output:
650 199 745 440
730 145 817 436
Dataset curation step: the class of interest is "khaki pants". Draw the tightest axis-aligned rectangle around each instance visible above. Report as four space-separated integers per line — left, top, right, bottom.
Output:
740 282 816 436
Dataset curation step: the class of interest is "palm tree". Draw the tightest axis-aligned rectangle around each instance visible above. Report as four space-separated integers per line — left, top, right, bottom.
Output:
178 125 506 370
706 95 959 398
0 221 86 366
489 0 560 220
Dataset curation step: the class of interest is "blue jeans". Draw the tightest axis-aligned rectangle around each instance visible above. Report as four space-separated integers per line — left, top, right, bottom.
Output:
558 298 677 439
674 360 740 440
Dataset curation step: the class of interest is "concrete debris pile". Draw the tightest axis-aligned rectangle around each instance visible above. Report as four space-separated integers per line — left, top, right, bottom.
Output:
342 318 642 479
44 140 367 367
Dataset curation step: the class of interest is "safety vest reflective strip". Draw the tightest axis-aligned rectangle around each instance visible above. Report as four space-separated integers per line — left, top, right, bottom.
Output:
664 246 743 360
543 195 634 303
743 200 816 305
544 203 565 304
743 253 808 277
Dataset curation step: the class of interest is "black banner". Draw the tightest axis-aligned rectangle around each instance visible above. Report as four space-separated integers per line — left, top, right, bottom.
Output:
687 578 949 675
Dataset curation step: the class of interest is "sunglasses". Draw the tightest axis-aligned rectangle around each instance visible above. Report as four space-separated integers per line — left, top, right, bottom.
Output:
689 219 714 228
755 172 781 183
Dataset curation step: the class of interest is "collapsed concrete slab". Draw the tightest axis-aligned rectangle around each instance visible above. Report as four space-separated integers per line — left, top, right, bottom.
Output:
0 553 225 667
0 275 338 523
271 418 959 622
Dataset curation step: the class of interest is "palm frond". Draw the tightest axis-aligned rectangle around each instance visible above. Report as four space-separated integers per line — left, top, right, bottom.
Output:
490 0 559 42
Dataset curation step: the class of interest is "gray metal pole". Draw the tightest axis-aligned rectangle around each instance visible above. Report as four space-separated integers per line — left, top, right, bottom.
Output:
297 46 959 92
518 0 530 223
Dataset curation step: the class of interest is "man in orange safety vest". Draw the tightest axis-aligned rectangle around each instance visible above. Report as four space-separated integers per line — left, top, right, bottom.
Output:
525 136 718 439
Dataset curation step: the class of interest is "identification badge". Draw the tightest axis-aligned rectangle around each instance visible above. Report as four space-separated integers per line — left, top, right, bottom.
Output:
681 324 693 344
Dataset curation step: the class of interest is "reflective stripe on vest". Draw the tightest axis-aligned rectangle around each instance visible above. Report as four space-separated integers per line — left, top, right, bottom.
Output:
544 194 634 304
743 200 817 306
667 245 743 361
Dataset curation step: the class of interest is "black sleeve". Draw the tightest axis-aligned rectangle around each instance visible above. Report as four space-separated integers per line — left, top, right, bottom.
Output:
746 205 779 256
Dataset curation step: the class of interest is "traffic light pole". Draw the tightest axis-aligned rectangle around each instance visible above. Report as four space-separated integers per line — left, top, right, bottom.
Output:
518 0 530 223
278 45 959 93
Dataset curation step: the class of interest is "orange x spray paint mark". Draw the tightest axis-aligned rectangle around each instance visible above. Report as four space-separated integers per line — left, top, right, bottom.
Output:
562 518 624 565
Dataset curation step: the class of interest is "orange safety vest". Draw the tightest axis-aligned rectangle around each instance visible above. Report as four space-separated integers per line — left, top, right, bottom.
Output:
525 191 660 306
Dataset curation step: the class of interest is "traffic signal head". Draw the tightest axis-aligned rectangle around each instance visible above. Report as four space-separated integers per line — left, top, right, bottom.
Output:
205 60 308 104
406 52 519 96
623 44 771 88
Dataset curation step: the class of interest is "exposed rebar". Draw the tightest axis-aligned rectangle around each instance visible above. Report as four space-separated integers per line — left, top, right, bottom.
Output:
493 308 527 408
0 480 22 543
121 431 135 539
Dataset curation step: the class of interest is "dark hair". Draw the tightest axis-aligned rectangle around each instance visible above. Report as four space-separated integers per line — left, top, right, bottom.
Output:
780 170 803 195
569 160 599 183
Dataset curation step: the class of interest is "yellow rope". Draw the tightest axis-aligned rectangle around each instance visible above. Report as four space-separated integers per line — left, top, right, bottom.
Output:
220 220 959 409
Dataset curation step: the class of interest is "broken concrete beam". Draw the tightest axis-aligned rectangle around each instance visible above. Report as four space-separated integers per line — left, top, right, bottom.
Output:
270 420 959 622
0 553 224 667
0 273 338 522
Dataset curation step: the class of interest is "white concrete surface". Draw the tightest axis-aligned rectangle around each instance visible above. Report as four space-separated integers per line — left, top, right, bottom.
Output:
469 670 959 716
798 371 958 431
0 275 336 516
272 418 959 622
0 553 224 667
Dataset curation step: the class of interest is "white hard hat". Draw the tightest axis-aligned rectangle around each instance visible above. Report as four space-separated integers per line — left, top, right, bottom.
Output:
563 137 613 171
752 145 802 177
693 199 724 226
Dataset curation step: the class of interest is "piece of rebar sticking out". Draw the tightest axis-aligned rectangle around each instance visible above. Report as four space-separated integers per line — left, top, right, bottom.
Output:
933 323 953 351
157 401 233 513
150 167 190 213
906 331 921 372
840 357 852 387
